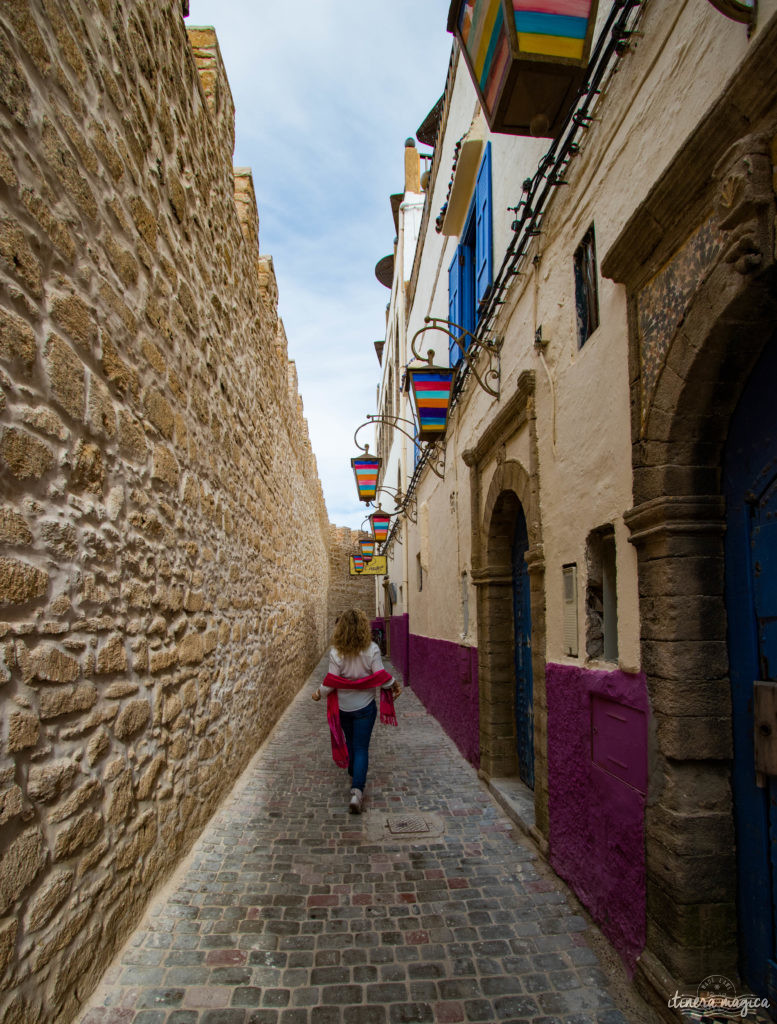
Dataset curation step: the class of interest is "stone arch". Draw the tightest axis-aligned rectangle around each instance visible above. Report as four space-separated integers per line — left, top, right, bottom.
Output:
623 134 777 985
476 458 547 833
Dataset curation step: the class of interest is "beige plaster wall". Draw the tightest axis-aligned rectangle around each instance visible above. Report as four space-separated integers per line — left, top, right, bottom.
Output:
403 0 776 672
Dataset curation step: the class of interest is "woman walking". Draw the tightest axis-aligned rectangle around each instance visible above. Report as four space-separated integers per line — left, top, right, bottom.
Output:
313 609 400 813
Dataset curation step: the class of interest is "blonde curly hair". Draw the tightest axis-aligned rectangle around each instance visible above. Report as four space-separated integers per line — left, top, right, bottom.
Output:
332 608 372 657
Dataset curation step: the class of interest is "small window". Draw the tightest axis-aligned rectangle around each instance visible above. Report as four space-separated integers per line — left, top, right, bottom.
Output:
586 526 618 662
417 553 423 592
562 564 578 657
574 225 599 348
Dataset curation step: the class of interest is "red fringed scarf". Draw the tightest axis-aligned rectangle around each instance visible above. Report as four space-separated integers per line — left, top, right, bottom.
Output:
322 669 396 769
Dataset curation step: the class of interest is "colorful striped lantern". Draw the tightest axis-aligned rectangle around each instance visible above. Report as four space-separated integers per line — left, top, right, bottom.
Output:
369 510 391 545
407 360 457 443
359 539 376 561
351 451 381 504
447 0 599 138
352 555 365 572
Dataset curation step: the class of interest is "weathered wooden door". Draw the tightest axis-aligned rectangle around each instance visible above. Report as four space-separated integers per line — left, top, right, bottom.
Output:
512 504 534 788
725 335 777 1002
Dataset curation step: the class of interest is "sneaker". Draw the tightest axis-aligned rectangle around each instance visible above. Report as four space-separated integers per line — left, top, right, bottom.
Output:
349 788 363 814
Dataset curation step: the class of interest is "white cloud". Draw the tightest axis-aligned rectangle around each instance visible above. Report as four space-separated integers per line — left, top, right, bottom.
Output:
186 0 452 528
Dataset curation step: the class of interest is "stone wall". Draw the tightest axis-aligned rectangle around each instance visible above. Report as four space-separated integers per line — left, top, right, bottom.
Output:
327 526 376 642
0 4 330 1022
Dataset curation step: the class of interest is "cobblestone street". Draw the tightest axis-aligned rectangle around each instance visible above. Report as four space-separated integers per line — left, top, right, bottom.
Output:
79 657 653 1024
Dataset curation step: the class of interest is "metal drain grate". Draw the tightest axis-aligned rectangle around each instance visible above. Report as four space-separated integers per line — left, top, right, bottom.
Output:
386 814 430 835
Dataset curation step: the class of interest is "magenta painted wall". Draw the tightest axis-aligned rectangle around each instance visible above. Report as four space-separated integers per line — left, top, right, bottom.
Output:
545 662 648 973
407 633 480 767
388 614 410 681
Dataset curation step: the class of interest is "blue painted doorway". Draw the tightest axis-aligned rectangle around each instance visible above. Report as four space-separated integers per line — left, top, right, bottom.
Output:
512 503 534 788
724 333 777 1002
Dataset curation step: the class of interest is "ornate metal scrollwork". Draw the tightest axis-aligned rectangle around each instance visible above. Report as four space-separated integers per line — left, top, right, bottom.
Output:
410 316 502 399
353 414 444 480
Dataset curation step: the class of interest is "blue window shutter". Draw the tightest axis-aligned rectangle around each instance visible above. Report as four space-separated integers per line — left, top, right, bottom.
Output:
448 247 463 366
475 143 493 318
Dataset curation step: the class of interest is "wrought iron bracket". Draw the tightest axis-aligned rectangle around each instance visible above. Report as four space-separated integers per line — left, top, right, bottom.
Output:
375 485 418 523
353 414 419 454
410 316 502 399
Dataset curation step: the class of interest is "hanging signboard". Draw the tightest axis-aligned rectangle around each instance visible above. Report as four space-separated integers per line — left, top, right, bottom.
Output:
350 556 388 576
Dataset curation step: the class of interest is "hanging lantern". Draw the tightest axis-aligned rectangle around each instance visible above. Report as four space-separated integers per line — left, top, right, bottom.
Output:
351 449 381 504
407 357 457 443
352 555 365 573
370 510 391 544
359 539 376 561
447 0 599 138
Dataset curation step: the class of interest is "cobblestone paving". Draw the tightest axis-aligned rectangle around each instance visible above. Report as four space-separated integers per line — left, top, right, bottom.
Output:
79 657 652 1024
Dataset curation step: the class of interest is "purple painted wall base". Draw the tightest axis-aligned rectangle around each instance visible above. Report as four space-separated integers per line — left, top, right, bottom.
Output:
546 662 648 974
388 614 409 682
407 633 480 768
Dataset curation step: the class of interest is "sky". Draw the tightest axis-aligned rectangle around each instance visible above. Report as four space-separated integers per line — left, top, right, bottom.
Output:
185 1 454 530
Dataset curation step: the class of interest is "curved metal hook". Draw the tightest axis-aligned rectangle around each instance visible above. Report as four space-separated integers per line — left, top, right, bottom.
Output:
410 316 502 399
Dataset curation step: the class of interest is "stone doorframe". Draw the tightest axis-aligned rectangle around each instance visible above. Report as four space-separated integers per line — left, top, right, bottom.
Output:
602 20 777 1005
462 371 549 841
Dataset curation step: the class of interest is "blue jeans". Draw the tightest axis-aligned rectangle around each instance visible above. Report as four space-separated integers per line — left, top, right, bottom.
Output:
339 700 377 791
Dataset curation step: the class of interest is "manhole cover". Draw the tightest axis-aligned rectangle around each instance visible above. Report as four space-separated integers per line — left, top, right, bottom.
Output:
386 814 430 834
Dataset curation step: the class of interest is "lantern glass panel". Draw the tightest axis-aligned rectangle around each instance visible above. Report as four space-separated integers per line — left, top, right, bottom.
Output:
370 513 391 544
408 366 456 443
359 540 376 560
456 0 511 119
512 1 593 61
351 455 381 503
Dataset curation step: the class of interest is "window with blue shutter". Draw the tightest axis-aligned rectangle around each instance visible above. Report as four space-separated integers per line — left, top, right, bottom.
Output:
447 143 493 368
448 249 462 365
474 143 492 313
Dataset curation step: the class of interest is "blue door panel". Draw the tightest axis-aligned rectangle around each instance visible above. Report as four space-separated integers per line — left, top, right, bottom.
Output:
512 505 534 789
724 333 777 1001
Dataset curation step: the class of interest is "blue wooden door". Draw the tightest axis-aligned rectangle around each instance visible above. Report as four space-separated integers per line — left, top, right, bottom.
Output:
512 505 534 788
724 334 777 1002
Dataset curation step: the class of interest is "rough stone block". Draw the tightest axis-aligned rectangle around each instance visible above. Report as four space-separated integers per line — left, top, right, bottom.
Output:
0 217 41 296
0 509 33 545
96 634 127 674
26 870 73 931
53 810 102 859
70 440 105 494
0 827 45 914
51 292 97 353
44 333 85 420
152 444 179 487
39 683 97 719
0 306 36 373
144 388 174 439
7 710 40 752
0 784 23 825
178 634 204 665
0 917 17 974
0 428 54 480
113 698 151 739
31 645 80 683
27 759 79 802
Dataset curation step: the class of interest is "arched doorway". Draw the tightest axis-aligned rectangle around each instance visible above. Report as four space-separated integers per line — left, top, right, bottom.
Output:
724 332 777 1003
476 458 544 805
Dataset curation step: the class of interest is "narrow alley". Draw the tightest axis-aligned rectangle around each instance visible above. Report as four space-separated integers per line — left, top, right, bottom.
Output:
79 657 649 1024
